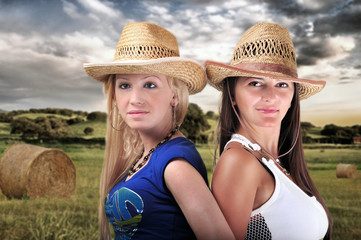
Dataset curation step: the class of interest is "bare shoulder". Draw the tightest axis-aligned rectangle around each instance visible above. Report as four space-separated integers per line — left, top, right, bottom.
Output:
212 141 264 190
217 142 261 172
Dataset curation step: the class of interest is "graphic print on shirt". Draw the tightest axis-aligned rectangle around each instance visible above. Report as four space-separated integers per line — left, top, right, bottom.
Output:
105 187 144 240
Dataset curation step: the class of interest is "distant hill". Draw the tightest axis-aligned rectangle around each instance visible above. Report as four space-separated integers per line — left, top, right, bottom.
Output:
0 109 7 113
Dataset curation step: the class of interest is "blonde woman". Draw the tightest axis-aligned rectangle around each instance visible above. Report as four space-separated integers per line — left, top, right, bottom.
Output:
206 22 332 239
83 22 234 240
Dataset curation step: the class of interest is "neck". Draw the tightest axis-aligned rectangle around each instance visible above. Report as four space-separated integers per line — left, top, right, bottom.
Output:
238 125 281 158
138 124 177 153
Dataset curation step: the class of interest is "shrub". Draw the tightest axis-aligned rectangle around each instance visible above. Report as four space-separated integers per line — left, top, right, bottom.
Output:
87 111 107 121
84 127 94 135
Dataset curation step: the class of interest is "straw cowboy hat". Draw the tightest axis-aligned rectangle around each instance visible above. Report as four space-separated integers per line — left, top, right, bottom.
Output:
205 22 326 100
84 22 206 94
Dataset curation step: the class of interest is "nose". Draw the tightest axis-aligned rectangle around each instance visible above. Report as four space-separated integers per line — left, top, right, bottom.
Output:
262 85 276 102
130 87 144 105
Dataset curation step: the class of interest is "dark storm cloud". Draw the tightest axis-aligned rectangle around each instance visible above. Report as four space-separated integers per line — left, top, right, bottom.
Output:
0 0 360 124
314 2 361 35
295 38 335 66
259 0 360 37
260 0 303 17
277 0 361 67
261 0 352 16
145 0 220 5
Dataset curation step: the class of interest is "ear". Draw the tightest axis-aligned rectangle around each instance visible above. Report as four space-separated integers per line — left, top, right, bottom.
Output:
171 93 179 107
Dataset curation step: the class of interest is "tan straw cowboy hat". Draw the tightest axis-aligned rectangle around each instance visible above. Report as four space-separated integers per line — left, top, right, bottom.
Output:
84 22 206 94
205 22 326 100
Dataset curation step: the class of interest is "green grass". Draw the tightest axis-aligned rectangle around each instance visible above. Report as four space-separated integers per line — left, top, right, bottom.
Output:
0 123 11 138
0 142 103 240
196 143 216 182
305 147 361 169
68 120 106 139
310 170 361 239
0 116 360 239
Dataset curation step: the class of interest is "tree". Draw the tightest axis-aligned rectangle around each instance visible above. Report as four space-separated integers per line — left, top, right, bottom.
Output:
11 117 41 138
181 103 210 142
301 122 315 132
300 121 315 141
67 117 84 125
206 111 217 119
321 124 356 144
10 116 71 139
59 109 73 117
321 124 339 136
87 111 107 121
0 112 13 122
35 116 71 138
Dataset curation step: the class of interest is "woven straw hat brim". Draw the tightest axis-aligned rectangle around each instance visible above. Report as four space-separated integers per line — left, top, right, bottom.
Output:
84 57 206 95
205 60 326 100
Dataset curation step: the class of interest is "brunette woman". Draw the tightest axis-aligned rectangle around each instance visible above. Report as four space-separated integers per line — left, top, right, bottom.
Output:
206 22 332 240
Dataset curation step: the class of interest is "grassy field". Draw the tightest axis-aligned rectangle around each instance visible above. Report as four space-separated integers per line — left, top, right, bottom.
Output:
0 119 360 239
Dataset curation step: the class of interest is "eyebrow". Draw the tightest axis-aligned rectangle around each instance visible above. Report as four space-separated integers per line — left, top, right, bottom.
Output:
242 77 263 81
244 78 287 85
142 75 161 80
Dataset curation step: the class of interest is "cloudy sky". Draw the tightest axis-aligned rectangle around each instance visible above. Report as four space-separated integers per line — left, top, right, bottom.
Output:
0 0 360 126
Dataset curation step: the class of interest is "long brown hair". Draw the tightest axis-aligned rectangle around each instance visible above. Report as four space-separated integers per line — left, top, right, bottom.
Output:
215 77 332 239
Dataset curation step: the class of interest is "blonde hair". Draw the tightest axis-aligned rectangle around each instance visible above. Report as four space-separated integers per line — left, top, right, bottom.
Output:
98 75 189 239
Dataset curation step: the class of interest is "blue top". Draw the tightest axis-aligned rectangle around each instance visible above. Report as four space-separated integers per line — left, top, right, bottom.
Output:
105 137 208 240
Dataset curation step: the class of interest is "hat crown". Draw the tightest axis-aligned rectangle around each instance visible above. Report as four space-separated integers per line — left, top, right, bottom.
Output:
113 22 180 61
231 22 297 77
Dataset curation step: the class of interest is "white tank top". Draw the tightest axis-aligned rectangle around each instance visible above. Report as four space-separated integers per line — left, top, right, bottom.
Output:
225 134 329 240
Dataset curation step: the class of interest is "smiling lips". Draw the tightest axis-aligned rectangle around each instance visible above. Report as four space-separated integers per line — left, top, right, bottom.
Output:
257 108 279 114
128 110 149 118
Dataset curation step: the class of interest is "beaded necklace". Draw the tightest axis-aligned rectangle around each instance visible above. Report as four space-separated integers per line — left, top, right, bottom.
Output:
128 126 179 177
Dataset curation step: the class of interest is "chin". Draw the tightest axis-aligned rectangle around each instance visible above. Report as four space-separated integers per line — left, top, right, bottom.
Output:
258 120 280 128
124 121 149 131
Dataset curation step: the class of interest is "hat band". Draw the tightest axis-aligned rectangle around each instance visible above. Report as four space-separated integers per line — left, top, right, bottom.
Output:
233 62 298 78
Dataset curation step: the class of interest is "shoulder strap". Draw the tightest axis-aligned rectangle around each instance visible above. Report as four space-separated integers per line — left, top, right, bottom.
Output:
226 144 273 177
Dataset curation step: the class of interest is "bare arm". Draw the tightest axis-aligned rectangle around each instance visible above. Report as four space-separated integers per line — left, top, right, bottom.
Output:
211 146 263 239
164 158 235 240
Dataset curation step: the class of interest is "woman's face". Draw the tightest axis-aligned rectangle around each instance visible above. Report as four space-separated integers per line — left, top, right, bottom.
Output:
115 74 175 133
234 77 294 128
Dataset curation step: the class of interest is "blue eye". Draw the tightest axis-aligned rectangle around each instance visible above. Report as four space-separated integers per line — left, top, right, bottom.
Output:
118 83 130 89
144 82 156 88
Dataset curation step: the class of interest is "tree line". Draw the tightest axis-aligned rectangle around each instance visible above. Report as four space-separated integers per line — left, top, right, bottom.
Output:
1 107 360 144
0 105 211 143
301 122 361 144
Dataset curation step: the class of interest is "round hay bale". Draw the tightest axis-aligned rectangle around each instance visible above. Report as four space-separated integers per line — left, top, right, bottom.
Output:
336 163 357 179
0 143 76 199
